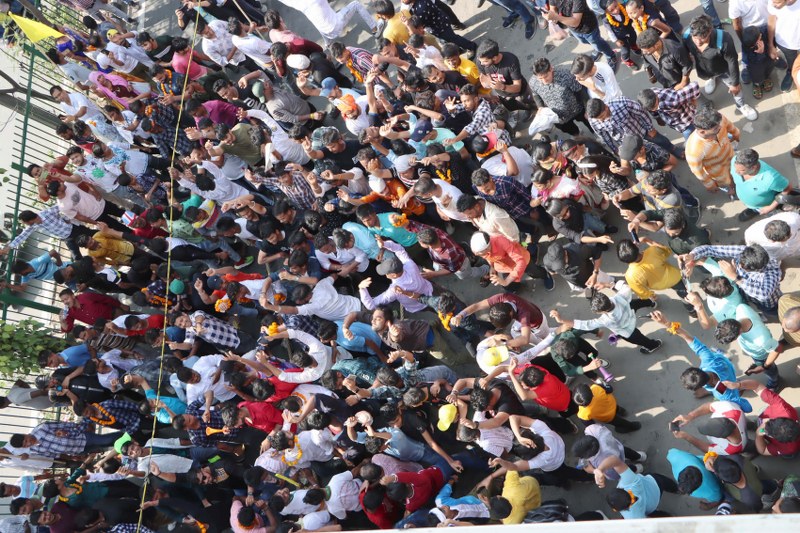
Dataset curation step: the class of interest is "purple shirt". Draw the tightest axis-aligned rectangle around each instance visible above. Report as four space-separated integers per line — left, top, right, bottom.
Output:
49 501 78 533
360 240 432 313
197 100 239 128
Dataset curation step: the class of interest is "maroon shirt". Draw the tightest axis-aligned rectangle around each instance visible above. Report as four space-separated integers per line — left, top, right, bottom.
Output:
396 467 445 513
486 293 544 329
63 292 122 332
48 501 78 533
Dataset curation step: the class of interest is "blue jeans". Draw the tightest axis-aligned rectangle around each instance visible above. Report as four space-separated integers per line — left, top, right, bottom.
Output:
419 365 458 384
751 357 780 389
583 212 607 234
681 125 695 140
648 130 684 157
490 0 533 24
699 0 722 28
84 431 125 452
570 27 615 61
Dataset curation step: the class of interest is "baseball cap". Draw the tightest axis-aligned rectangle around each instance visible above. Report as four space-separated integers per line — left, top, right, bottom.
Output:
106 29 119 40
376 256 403 276
543 242 567 272
618 134 644 161
437 404 458 431
698 417 736 438
169 279 186 295
114 432 132 454
470 232 491 254
481 345 509 368
410 119 433 142
320 77 338 97
336 93 359 115
393 154 415 173
368 176 388 194
206 275 224 290
286 54 311 71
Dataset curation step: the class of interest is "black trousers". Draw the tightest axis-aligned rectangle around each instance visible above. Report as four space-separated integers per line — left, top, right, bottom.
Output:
98 201 128 233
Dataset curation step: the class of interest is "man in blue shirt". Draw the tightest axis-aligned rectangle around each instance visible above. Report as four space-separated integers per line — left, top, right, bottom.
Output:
666 448 724 507
594 455 677 518
4 250 70 293
37 344 93 369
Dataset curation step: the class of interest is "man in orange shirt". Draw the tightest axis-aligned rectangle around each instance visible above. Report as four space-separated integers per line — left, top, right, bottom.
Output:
469 231 554 291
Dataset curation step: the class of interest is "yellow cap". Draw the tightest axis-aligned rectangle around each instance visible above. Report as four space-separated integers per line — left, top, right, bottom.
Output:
106 29 119 39
481 345 509 368
437 404 458 432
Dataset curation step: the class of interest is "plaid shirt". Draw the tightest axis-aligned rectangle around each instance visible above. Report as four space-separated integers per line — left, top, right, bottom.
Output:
405 220 466 272
185 399 239 447
257 171 317 210
9 206 73 249
92 399 142 435
371 359 427 399
692 245 782 308
463 99 494 137
184 311 242 349
30 421 88 458
589 97 653 152
110 525 157 533
282 313 318 336
146 101 196 158
652 82 700 133
473 174 532 219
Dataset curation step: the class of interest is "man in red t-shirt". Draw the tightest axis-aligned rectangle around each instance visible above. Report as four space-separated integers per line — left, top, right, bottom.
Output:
505 358 578 433
384 466 446 527
727 379 800 458
360 483 403 529
59 288 127 332
454 292 547 349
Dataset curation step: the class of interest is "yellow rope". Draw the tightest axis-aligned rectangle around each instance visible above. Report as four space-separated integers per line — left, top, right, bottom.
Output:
136 9 201 532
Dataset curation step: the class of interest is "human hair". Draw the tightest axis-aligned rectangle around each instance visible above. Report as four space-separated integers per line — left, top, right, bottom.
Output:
10 497 31 515
714 319 742 344
459 83 478 96
616 239 640 263
531 167 554 186
570 54 594 77
376 366 402 387
251 379 275 401
489 496 513 519
176 367 196 384
571 435 600 458
407 34 424 49
355 203 376 221
8 434 25 448
680 367 709 391
676 465 703 495
41 481 59 499
734 148 760 173
362 486 386 511
330 41 346 60
662 208 686 231
533 57 551 75
476 39 500 59
765 417 800 443
779 496 800 513
739 244 769 271
287 249 308 269
373 0 396 17
765 220 791 242
512 430 546 459
360 462 383 482
19 210 38 223
607 488 634 511
469 387 491 411
572 383 594 406
435 291 459 315
520 366 545 388
712 455 742 483
413 175 436 195
544 198 565 219
586 98 606 119
320 128 342 146
488 302 515 329
364 436 386 455
456 194 479 213
268 431 292 451
402 387 426 407
637 88 658 111
471 168 492 187
645 169 671 191
320 370 342 391
688 14 714 38
289 350 313 368
416 227 439 246
693 107 722 130
440 42 460 59
386 481 411 502
590 292 614 313
303 488 326 506
317 320 338 343
457 424 480 443
700 276 734 298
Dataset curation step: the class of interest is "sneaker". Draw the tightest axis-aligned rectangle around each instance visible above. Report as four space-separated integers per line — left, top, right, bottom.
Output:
781 73 794 92
623 58 640 71
502 12 519 28
737 103 758 121
718 17 732 25
636 451 648 462
234 255 254 269
704 77 717 94
591 50 603 61
639 339 662 354
630 463 645 474
616 421 642 433
524 22 535 39
776 56 788 70
543 271 555 291
741 66 751 85
716 502 733 516
737 208 759 222
537 15 547 29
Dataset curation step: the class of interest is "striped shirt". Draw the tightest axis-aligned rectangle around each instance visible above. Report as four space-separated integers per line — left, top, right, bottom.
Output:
685 115 739 188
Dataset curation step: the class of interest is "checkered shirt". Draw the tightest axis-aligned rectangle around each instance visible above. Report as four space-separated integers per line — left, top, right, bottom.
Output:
691 244 782 308
9 206 73 249
184 311 241 349
652 82 700 133
589 97 653 152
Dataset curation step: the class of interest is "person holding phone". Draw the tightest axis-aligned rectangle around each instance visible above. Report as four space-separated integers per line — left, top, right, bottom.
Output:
669 400 748 455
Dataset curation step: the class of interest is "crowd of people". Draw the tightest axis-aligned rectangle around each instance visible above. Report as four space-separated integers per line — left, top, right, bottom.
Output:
2 0 800 530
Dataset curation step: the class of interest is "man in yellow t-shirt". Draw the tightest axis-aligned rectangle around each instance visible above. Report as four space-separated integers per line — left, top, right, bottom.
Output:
374 0 411 45
574 383 641 432
617 238 689 306
490 470 541 524
442 43 492 95
75 225 152 267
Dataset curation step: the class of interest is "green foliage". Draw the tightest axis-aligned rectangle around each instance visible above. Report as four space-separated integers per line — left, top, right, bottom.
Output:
0 318 64 376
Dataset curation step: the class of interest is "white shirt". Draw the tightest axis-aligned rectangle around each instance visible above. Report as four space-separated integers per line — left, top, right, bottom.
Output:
480 146 533 187
107 38 154 68
60 91 104 122
134 453 194 474
109 143 150 177
99 47 140 74
57 182 105 220
277 329 347 383
414 45 447 71
730 0 770 27
7 384 53 410
245 110 310 165
573 281 638 337
278 0 337 36
769 0 800 49
589 62 622 103
195 161 250 202
326 471 363 519
296 276 362 321
432 179 469 221
524 419 565 472
76 154 120 193
744 211 800 262
60 61 92 84
97 349 140 391
476 333 554 378
231 34 272 69
473 412 514 457
315 244 369 272
577 424 626 480
186 354 236 404
343 95 372 137
202 20 247 67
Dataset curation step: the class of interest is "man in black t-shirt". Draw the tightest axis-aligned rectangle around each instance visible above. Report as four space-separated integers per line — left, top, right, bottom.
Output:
544 0 617 70
476 39 535 111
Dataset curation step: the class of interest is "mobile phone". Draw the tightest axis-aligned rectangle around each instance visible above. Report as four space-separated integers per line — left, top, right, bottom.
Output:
714 381 727 394
669 421 680 432
630 229 639 244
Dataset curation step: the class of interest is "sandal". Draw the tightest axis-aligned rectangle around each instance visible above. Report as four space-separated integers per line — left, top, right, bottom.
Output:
763 79 774 93
753 83 763 100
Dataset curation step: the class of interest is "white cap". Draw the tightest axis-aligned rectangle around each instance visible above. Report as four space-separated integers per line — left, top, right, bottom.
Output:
470 232 491 254
393 154 414 173
286 54 311 70
368 176 388 193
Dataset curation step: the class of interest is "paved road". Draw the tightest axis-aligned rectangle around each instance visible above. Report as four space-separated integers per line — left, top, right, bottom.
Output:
133 0 800 518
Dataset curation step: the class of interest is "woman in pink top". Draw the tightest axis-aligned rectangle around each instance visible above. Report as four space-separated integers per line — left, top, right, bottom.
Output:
265 9 324 56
